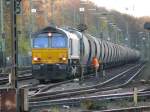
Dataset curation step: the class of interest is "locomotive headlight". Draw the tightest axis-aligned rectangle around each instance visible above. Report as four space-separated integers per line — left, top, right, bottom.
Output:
48 32 52 37
33 57 41 61
62 57 67 61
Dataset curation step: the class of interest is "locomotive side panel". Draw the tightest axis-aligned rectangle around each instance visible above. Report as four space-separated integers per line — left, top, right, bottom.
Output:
68 33 80 59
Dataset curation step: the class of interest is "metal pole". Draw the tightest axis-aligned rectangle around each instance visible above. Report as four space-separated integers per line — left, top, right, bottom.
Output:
44 0 48 25
148 32 150 61
0 0 6 70
73 8 76 27
95 16 99 37
62 0 64 25
11 1 20 112
0 0 4 33
116 30 119 44
51 0 55 26
11 0 18 89
29 0 34 32
126 20 130 47
44 10 48 26
79 6 85 81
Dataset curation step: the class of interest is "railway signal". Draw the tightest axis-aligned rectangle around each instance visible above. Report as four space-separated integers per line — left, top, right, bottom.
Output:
15 0 22 14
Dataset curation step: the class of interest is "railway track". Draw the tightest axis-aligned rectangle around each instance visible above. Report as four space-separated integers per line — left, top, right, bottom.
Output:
28 79 74 95
0 73 33 85
29 63 144 102
101 106 150 112
0 66 32 85
29 90 150 108
29 63 140 94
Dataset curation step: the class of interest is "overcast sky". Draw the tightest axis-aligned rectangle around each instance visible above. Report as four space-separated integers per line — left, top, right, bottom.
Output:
89 0 150 17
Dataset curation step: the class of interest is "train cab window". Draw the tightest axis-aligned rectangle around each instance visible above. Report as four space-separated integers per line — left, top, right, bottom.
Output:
51 35 66 48
33 33 67 48
33 34 48 48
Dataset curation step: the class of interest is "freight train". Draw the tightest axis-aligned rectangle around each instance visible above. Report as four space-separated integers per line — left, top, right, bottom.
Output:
31 26 140 82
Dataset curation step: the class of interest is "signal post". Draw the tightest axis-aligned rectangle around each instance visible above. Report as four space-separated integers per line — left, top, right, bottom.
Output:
10 0 28 112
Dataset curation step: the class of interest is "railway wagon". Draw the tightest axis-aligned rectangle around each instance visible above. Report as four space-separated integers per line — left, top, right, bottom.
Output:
31 26 140 82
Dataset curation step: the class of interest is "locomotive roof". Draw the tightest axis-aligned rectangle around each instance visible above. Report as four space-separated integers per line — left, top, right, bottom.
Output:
32 26 65 37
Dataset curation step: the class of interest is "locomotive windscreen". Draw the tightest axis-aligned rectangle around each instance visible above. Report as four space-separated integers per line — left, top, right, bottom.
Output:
33 34 48 48
33 33 67 48
51 34 66 48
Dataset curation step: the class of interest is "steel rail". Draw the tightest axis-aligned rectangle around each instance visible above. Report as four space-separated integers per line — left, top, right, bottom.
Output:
29 91 150 108
29 63 140 95
30 63 144 102
0 73 33 85
31 64 140 97
101 106 150 112
33 63 134 94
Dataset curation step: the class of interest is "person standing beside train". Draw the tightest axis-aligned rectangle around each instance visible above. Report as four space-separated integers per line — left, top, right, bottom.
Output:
92 56 100 78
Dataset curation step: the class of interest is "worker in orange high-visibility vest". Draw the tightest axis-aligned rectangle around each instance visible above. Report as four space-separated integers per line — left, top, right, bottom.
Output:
92 56 99 77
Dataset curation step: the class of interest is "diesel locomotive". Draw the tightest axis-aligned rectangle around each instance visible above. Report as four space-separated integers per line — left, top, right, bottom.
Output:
31 26 140 82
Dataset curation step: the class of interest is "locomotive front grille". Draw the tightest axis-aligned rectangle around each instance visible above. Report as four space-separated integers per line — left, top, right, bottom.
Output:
47 64 67 71
47 65 55 71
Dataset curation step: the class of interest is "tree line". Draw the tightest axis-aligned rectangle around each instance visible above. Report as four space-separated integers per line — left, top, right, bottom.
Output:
1 0 149 56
